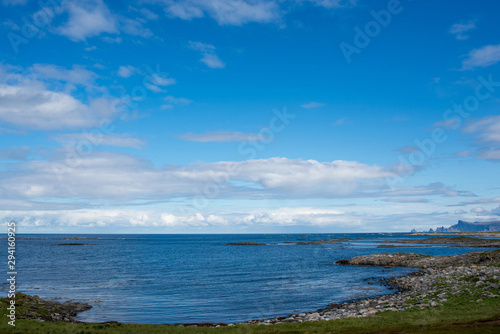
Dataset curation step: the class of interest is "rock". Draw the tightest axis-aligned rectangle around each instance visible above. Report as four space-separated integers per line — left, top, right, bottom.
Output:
0 293 92 322
336 250 500 269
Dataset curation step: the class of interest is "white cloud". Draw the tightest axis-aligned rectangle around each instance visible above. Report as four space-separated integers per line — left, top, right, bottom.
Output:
31 64 98 87
117 65 137 78
189 41 225 69
54 133 146 149
119 16 154 38
0 153 399 202
57 0 118 41
465 115 500 145
161 0 280 25
143 71 176 92
0 84 114 130
471 207 485 214
462 44 500 70
449 20 476 40
463 115 500 161
476 148 500 161
179 131 263 142
5 204 498 233
301 101 325 109
162 95 194 109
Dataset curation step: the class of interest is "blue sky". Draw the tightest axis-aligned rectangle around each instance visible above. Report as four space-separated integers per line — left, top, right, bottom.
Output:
1 0 499 233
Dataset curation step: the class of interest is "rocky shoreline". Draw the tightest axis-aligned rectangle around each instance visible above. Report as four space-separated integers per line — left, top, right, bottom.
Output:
232 250 500 326
0 293 92 322
3 250 499 328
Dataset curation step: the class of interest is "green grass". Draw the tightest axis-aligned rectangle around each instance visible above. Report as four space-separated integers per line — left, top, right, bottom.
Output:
1 289 499 334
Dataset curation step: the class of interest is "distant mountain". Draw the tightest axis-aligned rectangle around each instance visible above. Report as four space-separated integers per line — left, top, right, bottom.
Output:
427 220 500 233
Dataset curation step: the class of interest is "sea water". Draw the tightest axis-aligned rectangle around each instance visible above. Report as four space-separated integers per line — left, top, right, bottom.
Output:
0 233 493 324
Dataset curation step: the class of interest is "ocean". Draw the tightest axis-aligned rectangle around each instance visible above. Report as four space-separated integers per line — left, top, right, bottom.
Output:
1 233 494 324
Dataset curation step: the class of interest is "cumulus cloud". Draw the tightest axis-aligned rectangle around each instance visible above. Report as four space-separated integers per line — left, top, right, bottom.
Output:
57 0 118 41
5 204 494 233
449 20 476 40
0 153 400 204
0 207 348 232
0 84 115 130
462 44 500 70
117 65 137 78
189 41 225 69
0 206 364 232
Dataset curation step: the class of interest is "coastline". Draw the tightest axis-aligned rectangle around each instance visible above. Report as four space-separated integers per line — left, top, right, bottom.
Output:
3 249 499 329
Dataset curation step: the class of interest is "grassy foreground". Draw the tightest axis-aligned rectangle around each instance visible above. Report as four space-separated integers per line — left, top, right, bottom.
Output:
1 288 499 334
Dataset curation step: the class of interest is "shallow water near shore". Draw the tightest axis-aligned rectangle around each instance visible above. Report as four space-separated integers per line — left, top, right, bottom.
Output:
2 233 497 324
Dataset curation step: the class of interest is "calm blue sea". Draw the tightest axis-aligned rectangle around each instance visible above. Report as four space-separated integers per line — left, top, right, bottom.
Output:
1 233 496 324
